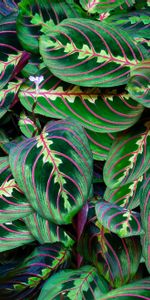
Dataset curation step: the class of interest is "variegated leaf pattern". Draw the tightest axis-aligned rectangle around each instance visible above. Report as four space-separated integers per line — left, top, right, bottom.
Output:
19 68 144 133
0 220 35 252
23 212 74 247
106 10 150 49
0 78 23 119
79 0 126 14
85 129 116 160
0 243 70 300
79 202 142 288
104 175 144 209
9 119 93 225
18 113 40 138
0 131 9 155
17 0 86 54
103 121 150 189
0 13 29 89
0 156 33 223
39 18 148 87
0 0 18 16
127 60 150 108
140 169 150 273
95 201 143 237
38 265 109 300
100 277 150 299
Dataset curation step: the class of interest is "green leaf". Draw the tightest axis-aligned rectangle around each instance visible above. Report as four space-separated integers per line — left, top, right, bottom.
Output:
86 129 116 160
0 243 70 299
100 277 150 299
18 113 40 138
0 79 23 119
104 175 144 209
9 119 93 225
0 13 28 89
17 0 86 53
95 201 143 238
0 156 33 223
79 0 125 14
140 169 150 273
23 212 74 247
0 220 35 252
79 202 142 288
103 121 150 189
39 18 148 87
127 60 150 108
38 265 109 300
19 67 144 133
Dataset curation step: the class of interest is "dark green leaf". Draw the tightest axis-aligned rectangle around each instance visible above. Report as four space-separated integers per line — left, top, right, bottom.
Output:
39 18 148 87
38 265 109 300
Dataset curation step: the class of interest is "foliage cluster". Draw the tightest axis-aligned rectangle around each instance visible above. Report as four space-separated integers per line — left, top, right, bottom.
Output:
0 0 150 299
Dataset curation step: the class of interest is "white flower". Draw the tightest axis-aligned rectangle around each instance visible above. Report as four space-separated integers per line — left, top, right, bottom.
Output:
29 75 44 92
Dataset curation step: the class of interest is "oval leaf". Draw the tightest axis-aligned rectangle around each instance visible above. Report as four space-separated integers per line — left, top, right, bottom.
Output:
9 119 93 225
103 121 150 189
19 68 144 133
95 201 143 237
39 18 147 87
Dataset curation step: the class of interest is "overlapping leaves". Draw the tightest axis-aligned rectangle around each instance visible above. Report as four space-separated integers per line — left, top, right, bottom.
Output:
104 121 150 189
38 265 109 300
78 202 142 288
17 0 86 53
19 68 144 133
9 119 93 225
39 18 148 87
0 243 70 300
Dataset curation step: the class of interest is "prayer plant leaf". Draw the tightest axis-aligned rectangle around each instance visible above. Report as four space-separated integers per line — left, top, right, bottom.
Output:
0 0 19 16
140 169 150 273
39 18 148 88
17 0 86 54
104 175 144 209
23 212 74 247
0 78 23 119
103 121 150 189
0 243 70 300
9 119 93 225
0 13 29 89
0 220 35 252
127 60 150 108
79 0 126 14
95 201 143 238
38 265 109 300
19 68 144 133
100 277 150 299
18 113 40 138
0 156 33 223
79 202 142 288
85 130 116 160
